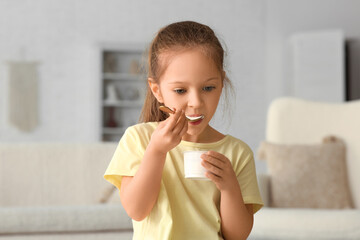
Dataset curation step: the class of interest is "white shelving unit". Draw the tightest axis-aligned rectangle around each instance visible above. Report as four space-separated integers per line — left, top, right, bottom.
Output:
100 43 146 142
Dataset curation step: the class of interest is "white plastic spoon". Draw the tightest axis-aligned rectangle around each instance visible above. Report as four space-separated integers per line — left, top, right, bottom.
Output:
159 105 204 122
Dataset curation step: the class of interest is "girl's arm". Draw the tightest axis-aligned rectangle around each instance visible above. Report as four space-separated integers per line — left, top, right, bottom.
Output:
201 151 254 240
120 110 188 221
220 186 253 240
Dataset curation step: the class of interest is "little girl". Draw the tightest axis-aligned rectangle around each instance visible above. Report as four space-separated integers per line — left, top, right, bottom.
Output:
104 21 263 240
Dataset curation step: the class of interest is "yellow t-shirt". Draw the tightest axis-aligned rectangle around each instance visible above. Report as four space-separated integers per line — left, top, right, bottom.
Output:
104 122 263 240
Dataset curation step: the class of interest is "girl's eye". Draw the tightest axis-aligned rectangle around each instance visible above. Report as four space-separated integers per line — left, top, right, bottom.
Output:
203 86 215 92
174 89 186 94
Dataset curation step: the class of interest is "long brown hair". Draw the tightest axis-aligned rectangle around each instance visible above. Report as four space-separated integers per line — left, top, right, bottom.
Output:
139 21 232 123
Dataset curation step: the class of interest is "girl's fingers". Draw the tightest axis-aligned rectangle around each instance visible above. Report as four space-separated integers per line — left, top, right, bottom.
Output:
200 151 239 191
205 171 221 181
178 114 188 136
206 151 227 163
172 110 187 135
163 108 182 131
202 160 223 176
178 124 188 137
201 153 226 169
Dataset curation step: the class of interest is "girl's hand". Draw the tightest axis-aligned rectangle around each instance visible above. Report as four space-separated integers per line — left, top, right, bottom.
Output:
149 109 188 155
201 151 239 192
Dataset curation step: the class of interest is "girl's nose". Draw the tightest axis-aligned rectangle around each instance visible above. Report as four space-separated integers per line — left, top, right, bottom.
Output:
188 91 203 108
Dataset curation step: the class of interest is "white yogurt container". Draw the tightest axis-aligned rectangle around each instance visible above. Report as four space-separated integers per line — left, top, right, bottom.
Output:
184 151 210 180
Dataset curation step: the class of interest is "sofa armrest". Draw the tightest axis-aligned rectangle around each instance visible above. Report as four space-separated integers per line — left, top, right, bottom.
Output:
258 173 270 207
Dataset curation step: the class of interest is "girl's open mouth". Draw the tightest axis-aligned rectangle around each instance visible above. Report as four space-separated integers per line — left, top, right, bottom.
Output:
185 115 204 122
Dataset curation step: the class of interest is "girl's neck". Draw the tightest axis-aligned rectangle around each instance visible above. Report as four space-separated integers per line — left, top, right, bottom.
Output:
182 125 225 143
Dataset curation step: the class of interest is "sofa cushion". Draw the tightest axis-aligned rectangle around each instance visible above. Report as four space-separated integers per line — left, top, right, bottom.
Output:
258 136 353 208
0 143 117 206
250 208 360 240
0 204 132 234
265 97 360 208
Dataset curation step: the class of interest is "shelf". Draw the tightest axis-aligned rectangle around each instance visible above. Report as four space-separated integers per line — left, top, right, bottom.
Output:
103 100 143 107
100 44 145 142
103 72 145 81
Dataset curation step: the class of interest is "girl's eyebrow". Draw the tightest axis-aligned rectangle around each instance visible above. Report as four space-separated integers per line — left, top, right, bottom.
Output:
205 77 220 82
167 77 220 85
167 81 184 85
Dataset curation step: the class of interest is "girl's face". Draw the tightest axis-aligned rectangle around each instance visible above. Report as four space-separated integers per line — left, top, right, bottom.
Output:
149 49 224 142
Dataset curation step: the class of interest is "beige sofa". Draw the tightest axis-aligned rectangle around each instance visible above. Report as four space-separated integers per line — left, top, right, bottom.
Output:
249 97 360 239
0 143 133 240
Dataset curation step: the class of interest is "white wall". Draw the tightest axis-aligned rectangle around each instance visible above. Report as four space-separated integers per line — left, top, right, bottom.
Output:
0 0 268 169
266 0 360 104
2 1 360 173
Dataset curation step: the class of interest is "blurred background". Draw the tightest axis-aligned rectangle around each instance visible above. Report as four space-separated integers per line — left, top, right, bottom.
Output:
1 0 359 172
1 1 360 239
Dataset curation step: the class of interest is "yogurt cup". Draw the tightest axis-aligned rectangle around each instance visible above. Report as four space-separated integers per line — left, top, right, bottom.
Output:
184 151 210 180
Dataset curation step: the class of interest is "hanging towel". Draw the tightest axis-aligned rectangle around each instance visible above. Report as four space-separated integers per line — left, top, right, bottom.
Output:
7 61 39 132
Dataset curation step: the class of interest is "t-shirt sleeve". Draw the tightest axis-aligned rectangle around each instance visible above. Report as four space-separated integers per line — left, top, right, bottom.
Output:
236 148 264 214
103 126 147 191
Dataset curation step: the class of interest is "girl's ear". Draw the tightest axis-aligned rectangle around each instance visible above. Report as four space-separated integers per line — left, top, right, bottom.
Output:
148 78 164 103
